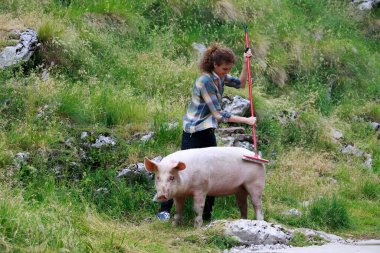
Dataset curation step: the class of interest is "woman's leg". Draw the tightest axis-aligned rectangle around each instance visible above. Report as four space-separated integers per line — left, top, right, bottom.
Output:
159 199 174 213
182 129 217 221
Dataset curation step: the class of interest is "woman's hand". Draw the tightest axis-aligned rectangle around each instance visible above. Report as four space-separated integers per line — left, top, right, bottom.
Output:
244 48 252 63
240 49 253 88
245 116 256 126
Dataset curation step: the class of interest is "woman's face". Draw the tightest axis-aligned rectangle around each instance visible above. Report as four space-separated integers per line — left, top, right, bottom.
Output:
213 62 234 78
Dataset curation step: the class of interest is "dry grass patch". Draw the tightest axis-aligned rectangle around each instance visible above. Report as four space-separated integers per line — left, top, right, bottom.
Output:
214 0 242 22
266 148 338 205
0 14 26 31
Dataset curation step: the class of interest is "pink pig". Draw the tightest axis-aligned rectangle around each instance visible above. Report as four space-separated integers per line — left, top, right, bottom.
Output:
144 146 266 228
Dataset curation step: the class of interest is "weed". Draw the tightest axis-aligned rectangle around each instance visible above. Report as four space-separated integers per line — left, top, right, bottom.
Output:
289 232 313 247
289 232 325 247
205 234 240 250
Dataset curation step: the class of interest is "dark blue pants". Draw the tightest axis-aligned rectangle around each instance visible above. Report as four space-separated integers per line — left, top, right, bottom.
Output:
159 128 216 220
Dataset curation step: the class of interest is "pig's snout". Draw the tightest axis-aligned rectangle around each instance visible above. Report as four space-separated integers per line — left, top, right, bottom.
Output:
156 187 170 202
157 195 168 202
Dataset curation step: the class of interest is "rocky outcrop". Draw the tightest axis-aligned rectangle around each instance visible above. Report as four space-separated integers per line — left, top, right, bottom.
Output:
330 127 373 169
222 96 251 117
0 29 38 68
207 219 346 253
221 220 292 245
352 0 380 10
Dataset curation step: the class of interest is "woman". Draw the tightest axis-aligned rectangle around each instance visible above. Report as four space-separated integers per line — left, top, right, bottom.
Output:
156 43 257 221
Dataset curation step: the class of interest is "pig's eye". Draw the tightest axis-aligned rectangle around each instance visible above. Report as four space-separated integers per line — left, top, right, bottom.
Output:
169 176 175 181
156 176 160 181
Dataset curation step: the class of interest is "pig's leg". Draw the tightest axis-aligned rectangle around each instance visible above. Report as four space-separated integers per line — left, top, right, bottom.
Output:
173 197 185 226
246 182 264 220
235 187 248 219
193 191 206 228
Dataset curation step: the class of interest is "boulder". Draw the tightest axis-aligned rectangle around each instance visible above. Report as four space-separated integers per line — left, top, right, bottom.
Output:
209 220 292 246
222 95 250 117
0 29 39 68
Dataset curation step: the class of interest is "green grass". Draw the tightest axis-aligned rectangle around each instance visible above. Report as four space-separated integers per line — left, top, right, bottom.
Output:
0 0 380 251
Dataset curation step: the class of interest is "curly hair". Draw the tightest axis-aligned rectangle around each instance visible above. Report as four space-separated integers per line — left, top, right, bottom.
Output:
199 43 236 73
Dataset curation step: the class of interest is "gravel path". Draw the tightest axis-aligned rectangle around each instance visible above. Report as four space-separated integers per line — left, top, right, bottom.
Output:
262 240 380 253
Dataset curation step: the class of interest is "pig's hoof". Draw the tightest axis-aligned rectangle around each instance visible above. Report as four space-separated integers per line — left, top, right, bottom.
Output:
194 217 203 228
255 214 264 220
173 214 183 226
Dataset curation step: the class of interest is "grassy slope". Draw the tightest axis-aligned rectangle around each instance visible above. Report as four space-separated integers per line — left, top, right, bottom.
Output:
0 0 379 252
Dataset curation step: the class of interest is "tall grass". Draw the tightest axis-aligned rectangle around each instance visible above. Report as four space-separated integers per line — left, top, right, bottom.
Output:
57 85 149 127
0 0 380 250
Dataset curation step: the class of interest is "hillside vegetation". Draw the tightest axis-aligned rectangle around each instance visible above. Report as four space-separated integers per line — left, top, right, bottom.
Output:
0 0 379 252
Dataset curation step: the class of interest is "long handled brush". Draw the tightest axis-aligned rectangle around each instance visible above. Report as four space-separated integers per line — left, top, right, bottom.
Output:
242 25 269 164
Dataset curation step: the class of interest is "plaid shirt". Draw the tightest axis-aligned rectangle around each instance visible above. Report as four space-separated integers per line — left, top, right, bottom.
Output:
183 71 241 133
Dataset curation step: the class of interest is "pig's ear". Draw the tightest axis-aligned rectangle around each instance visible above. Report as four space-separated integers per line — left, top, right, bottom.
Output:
144 157 158 172
174 161 186 171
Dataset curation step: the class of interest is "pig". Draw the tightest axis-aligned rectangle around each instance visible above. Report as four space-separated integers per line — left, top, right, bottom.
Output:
144 146 265 228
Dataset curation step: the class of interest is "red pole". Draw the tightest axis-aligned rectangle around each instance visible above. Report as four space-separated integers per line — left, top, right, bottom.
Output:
244 26 258 158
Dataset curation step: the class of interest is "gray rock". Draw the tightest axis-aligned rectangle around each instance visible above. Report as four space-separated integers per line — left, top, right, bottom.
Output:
331 129 343 140
117 161 156 181
234 134 253 143
340 144 364 157
151 156 163 163
91 135 116 148
371 122 380 132
340 144 372 168
215 220 292 245
234 140 254 151
364 155 373 168
359 0 380 10
95 187 109 194
292 228 344 243
326 177 338 184
278 110 298 125
141 132 154 142
210 220 354 253
218 135 255 151
351 0 380 10
219 136 236 147
164 122 179 130
223 96 250 117
41 68 49 81
117 168 134 179
216 127 245 135
80 131 89 140
282 208 302 217
339 141 373 168
14 152 30 168
0 29 39 68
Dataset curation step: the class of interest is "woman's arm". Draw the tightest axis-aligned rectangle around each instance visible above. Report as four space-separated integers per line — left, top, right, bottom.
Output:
227 115 256 126
239 49 252 89
200 79 256 126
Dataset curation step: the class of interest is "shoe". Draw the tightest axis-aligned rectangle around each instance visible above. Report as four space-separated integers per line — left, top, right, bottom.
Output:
156 211 170 221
